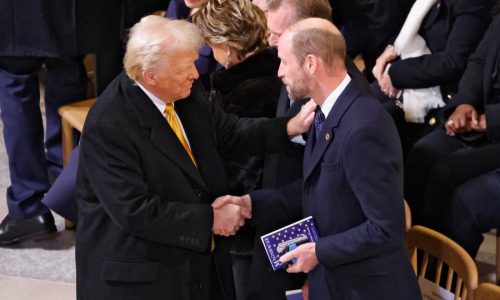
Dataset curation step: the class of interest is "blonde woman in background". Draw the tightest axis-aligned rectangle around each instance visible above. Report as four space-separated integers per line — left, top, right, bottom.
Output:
194 1 284 298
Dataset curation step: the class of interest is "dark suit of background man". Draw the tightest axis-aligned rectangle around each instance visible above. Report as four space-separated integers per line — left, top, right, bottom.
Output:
76 16 313 299
329 0 413 82
441 13 500 258
404 12 500 228
94 0 170 94
407 14 500 244
0 0 96 245
275 18 421 299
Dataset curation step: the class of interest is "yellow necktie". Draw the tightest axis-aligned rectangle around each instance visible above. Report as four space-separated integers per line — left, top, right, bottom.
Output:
165 104 213 251
164 104 196 166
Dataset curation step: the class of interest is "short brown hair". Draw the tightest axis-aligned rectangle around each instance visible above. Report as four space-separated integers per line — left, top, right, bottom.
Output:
266 0 332 24
193 0 268 60
291 27 345 70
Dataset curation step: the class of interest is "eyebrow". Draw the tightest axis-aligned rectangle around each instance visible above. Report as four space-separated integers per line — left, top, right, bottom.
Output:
270 29 282 36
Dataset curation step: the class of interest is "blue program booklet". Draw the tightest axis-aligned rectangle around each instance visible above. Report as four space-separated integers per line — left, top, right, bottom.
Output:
285 289 303 300
261 216 319 270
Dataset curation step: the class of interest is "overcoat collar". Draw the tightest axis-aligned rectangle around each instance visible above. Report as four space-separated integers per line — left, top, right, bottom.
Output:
121 74 207 190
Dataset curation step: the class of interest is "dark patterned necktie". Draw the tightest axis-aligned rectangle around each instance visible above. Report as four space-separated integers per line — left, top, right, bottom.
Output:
314 108 325 141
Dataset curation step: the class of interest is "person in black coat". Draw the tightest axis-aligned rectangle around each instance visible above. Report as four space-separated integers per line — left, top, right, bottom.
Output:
194 1 283 297
329 0 413 82
75 16 315 299
404 13 500 228
371 0 494 155
0 0 93 245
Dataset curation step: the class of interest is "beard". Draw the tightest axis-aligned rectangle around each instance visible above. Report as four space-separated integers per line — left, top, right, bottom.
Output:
284 69 311 101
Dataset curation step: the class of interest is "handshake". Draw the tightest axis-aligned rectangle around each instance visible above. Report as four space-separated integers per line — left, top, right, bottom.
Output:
212 194 252 236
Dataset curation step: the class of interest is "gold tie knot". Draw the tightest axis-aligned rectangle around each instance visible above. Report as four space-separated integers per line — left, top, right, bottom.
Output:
165 103 175 114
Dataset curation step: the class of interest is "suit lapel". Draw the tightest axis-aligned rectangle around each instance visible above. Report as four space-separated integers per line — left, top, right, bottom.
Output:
287 98 307 117
123 75 207 189
303 82 361 181
149 115 206 189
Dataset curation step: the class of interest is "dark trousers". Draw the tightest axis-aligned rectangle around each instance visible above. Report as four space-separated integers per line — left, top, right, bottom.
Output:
441 170 500 257
405 128 500 227
0 56 87 218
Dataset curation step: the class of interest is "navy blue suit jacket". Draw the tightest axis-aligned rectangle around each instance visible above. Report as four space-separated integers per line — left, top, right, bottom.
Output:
302 80 421 299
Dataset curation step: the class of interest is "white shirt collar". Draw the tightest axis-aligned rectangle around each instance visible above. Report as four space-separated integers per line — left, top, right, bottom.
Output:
136 82 169 115
319 73 351 118
135 82 192 148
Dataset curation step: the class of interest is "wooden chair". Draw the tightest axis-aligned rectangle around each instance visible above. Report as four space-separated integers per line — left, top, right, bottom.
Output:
407 225 479 300
58 98 96 165
404 199 412 232
474 283 500 300
58 98 95 229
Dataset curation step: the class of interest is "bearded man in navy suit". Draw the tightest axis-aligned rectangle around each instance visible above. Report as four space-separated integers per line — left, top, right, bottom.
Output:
276 18 421 299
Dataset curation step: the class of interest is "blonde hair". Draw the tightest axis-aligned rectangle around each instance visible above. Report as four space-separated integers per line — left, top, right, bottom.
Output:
124 15 203 81
193 0 268 60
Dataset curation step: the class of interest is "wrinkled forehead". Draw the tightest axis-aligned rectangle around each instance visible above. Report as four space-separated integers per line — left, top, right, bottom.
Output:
278 30 294 49
277 32 295 59
267 5 294 34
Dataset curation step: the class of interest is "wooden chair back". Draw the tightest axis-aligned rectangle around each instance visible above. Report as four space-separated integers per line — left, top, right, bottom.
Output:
407 225 479 300
474 283 500 300
496 230 499 284
404 199 412 232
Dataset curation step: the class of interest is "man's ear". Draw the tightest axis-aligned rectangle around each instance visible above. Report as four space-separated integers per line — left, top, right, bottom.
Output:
142 69 156 85
305 54 318 74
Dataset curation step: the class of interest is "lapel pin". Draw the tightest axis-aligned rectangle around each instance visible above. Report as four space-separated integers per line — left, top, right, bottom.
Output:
325 133 331 141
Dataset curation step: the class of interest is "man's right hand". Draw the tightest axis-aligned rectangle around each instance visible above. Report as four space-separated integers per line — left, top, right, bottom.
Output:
212 195 251 236
287 99 316 136
445 104 477 135
372 45 398 81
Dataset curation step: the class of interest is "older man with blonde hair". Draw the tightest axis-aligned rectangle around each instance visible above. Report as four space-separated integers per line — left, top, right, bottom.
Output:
75 15 314 300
